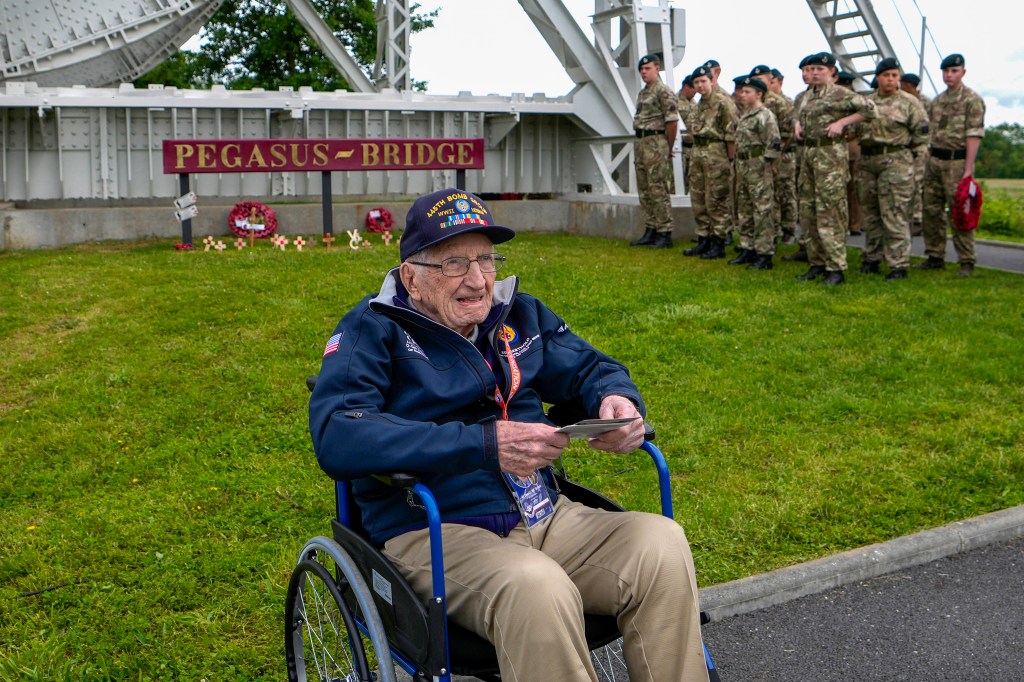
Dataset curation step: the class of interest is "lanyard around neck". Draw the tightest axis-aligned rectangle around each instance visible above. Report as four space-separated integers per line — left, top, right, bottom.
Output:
490 333 521 421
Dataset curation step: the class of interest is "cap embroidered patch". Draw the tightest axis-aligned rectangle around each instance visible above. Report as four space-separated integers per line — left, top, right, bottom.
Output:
323 332 344 357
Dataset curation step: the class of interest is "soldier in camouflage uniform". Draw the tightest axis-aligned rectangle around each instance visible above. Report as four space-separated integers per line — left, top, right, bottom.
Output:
782 55 817 263
901 73 932 235
854 58 930 280
683 65 738 260
794 52 876 285
752 65 796 245
730 76 781 270
836 71 864 237
629 54 680 249
678 75 697 194
918 54 986 277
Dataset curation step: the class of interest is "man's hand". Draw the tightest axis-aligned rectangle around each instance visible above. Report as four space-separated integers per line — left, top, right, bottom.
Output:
496 421 569 479
588 396 645 454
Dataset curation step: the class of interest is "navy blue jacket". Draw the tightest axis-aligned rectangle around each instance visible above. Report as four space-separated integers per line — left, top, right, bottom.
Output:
308 269 644 545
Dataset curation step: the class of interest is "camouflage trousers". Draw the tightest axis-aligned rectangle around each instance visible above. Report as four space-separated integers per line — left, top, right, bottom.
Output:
798 144 850 271
910 149 928 226
736 156 778 255
689 143 733 238
857 150 914 269
774 149 798 237
923 156 975 264
635 135 674 232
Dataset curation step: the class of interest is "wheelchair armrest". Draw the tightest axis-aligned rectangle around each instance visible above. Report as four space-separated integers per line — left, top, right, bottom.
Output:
371 472 422 488
546 402 656 442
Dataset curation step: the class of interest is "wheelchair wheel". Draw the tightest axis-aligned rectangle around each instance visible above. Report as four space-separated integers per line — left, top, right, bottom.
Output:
285 537 398 682
591 637 628 682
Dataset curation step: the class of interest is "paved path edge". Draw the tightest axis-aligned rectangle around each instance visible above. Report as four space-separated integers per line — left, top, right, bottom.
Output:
698 504 1024 622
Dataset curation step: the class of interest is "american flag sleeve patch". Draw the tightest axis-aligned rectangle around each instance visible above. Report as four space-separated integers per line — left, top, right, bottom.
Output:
323 332 344 357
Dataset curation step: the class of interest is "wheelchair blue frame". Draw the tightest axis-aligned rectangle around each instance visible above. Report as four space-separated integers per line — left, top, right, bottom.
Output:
333 439 716 681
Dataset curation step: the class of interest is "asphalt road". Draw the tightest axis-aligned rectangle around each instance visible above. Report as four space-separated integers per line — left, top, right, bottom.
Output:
702 536 1024 681
845 233 1024 274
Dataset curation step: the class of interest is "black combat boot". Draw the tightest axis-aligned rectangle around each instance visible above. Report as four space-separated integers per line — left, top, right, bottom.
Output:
820 270 846 285
782 248 809 262
630 227 657 246
914 256 945 270
747 254 774 270
957 262 975 278
649 232 673 249
700 236 726 259
885 268 908 280
859 260 881 274
683 236 710 256
728 248 755 265
796 265 826 281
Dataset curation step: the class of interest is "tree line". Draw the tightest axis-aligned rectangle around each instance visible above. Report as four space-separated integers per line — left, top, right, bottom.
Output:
975 123 1024 179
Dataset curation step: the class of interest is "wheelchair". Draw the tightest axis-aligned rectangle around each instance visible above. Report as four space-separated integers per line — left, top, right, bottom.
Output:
287 378 720 682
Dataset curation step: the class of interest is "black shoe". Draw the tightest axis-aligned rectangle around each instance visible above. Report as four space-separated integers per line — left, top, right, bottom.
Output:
958 262 975 278
727 249 755 265
782 249 808 262
885 268 908 281
700 236 726 259
747 254 774 270
649 232 673 249
630 227 657 246
796 265 826 281
683 236 709 256
820 270 846 285
724 231 734 246
782 232 797 245
915 257 945 270
859 260 881 274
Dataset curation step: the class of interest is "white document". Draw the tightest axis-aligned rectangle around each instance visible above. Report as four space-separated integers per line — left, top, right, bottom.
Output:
554 417 640 439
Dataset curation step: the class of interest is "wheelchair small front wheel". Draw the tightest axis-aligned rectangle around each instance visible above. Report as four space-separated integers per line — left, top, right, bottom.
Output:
285 537 397 682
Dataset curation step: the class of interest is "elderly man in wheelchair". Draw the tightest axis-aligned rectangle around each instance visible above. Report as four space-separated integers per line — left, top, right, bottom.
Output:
299 189 714 682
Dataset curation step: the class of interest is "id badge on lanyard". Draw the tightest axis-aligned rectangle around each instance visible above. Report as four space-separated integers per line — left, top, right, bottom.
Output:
491 332 555 528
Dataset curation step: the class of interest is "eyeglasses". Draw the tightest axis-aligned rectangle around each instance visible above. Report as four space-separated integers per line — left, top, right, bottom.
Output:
408 253 506 277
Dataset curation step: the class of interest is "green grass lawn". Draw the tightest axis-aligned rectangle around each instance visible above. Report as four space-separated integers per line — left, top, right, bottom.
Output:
2 235 1023 679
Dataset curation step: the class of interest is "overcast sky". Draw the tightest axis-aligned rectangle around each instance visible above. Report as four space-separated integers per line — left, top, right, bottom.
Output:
410 0 1022 126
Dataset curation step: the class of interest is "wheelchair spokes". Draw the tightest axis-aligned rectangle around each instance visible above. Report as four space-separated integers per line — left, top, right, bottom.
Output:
590 638 629 682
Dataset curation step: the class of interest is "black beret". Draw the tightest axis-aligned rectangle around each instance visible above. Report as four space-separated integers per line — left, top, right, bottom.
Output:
900 73 921 86
875 57 901 75
732 75 746 85
940 53 965 69
738 76 767 94
836 71 855 85
749 64 772 77
771 68 784 80
638 54 660 71
692 66 712 80
682 75 694 88
703 59 720 69
815 53 838 68
870 76 878 89
799 54 814 68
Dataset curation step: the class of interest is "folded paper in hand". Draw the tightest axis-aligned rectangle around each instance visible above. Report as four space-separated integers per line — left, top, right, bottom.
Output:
554 417 641 439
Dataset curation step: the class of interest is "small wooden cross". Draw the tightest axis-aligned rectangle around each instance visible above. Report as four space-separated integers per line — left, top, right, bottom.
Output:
382 230 393 247
322 233 335 250
294 236 306 251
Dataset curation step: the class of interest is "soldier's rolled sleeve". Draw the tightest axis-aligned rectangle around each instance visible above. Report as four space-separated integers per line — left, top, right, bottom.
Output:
719 102 738 143
965 96 986 138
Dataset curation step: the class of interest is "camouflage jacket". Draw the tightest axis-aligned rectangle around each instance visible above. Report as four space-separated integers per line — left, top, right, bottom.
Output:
928 85 986 149
856 90 930 152
798 82 876 140
689 89 738 142
678 95 697 143
633 79 680 131
736 106 781 159
764 90 794 142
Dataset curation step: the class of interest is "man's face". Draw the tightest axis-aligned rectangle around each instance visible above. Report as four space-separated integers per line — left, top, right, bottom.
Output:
770 77 783 94
900 81 918 96
801 66 812 85
877 69 900 95
640 62 660 84
808 64 831 86
754 73 772 88
711 66 721 84
401 233 496 337
943 66 965 89
693 76 712 96
737 86 760 107
680 84 696 100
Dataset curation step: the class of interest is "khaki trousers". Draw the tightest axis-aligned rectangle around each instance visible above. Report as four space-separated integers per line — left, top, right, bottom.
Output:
383 497 709 682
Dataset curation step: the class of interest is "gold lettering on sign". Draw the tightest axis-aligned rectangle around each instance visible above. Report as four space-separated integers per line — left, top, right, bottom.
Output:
197 143 217 169
175 144 195 169
313 143 330 166
222 144 242 169
270 143 288 168
417 142 436 166
437 143 455 166
247 146 267 168
290 143 309 167
362 143 380 167
383 143 400 166
456 142 474 166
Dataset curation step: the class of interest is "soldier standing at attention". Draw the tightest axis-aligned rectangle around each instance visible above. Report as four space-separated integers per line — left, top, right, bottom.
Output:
794 53 876 285
836 71 863 237
683 65 738 260
783 55 817 263
901 73 932 236
730 76 781 270
703 59 729 99
751 65 796 246
854 58 930 280
678 75 697 195
918 54 986 277
629 54 680 249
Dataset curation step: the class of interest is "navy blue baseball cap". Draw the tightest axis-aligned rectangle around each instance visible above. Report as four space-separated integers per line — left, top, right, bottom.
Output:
400 189 515 261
